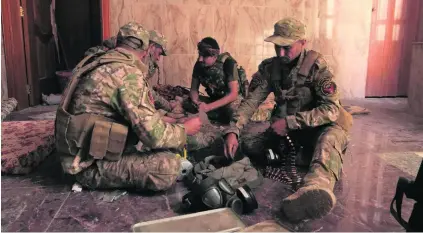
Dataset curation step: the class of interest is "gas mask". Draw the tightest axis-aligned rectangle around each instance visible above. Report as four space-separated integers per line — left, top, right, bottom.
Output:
181 176 258 215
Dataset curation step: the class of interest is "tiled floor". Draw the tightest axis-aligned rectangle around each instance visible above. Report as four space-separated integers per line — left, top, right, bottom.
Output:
2 98 423 232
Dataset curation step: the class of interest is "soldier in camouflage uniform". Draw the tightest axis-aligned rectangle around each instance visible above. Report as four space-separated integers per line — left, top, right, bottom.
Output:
223 18 353 221
188 37 249 124
146 30 166 79
145 30 180 114
55 22 217 192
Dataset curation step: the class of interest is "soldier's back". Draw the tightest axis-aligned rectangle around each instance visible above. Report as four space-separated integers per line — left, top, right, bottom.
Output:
68 49 140 119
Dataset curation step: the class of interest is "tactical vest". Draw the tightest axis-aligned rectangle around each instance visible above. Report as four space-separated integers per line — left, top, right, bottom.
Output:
269 50 353 132
55 51 137 174
197 52 249 99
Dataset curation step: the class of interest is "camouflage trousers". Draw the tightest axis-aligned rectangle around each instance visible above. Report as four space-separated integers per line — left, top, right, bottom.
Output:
76 150 180 192
240 122 349 186
76 125 224 191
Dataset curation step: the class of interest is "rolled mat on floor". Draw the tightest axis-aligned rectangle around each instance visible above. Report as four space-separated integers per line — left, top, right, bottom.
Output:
1 98 18 121
1 120 55 174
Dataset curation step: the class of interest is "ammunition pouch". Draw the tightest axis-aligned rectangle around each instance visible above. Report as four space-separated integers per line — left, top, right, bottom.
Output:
54 50 136 174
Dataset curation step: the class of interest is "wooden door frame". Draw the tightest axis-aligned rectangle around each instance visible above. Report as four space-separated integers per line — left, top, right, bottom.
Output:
1 0 30 109
21 0 41 106
101 0 110 40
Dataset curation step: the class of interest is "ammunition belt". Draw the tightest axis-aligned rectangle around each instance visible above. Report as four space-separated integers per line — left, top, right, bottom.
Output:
263 135 303 187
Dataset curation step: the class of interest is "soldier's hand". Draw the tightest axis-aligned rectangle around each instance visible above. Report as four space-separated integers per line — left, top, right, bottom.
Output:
270 118 288 136
183 117 202 135
162 116 177 123
198 102 210 113
224 133 239 159
170 101 177 109
177 117 189 123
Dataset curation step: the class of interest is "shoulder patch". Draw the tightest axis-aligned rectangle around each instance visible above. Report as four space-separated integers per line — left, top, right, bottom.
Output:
316 76 337 96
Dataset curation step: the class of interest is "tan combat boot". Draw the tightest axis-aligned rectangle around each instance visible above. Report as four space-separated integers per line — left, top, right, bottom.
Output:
281 164 337 222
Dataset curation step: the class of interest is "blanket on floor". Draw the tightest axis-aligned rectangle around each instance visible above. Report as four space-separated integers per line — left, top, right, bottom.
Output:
1 120 55 174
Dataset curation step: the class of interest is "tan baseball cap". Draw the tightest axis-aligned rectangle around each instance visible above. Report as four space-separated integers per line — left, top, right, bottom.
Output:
264 18 306 46
149 30 168 56
117 22 150 50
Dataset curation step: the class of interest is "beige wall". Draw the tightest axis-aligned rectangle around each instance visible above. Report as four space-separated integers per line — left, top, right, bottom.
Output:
1 27 8 100
109 0 372 99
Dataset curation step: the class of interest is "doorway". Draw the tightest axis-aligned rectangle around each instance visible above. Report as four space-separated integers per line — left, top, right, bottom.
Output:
1 0 102 109
365 0 421 97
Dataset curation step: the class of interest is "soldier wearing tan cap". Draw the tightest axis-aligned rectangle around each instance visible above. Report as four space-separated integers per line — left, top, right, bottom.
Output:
145 30 179 113
55 22 205 192
147 30 167 78
223 18 353 221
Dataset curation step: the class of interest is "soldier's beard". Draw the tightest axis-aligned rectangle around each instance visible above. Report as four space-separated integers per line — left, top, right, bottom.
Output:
199 62 212 69
279 56 291 64
280 56 291 64
199 62 206 68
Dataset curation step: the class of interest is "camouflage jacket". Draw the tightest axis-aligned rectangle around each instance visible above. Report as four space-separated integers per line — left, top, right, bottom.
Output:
85 39 172 112
225 49 353 136
192 52 247 100
68 47 187 149
85 37 158 78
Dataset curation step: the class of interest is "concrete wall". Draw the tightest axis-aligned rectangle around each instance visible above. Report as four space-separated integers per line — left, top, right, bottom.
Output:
108 0 372 99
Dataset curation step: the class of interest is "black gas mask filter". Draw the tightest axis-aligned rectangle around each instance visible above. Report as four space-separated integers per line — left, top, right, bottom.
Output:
181 176 258 215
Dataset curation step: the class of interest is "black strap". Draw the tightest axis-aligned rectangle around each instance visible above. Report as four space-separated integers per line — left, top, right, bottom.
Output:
390 177 410 230
298 50 320 77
